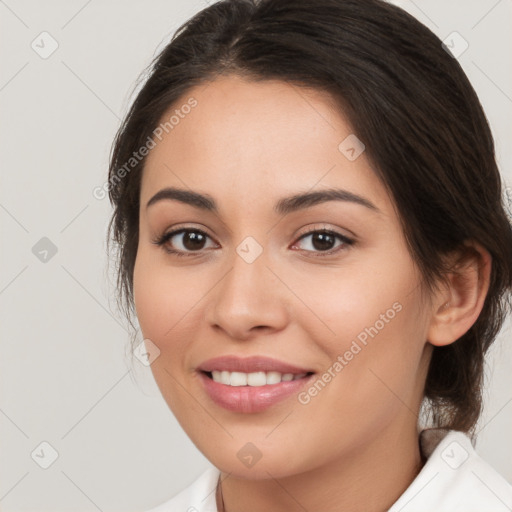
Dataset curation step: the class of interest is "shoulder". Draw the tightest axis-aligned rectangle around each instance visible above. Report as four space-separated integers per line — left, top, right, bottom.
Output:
144 466 220 512
389 429 512 512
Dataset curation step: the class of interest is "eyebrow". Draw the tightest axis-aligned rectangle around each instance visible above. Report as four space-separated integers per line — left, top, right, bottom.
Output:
146 186 380 215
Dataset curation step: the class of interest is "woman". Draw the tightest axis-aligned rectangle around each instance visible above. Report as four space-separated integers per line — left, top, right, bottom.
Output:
106 0 512 510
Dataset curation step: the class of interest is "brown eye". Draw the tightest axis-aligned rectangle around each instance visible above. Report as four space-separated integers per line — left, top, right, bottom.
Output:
177 230 208 251
292 229 354 257
152 228 216 256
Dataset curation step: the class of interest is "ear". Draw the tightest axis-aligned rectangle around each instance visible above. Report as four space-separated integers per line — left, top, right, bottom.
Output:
427 241 492 347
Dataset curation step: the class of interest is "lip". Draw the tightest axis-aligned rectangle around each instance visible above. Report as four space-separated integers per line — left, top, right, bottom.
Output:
197 371 315 413
197 355 313 374
196 355 315 413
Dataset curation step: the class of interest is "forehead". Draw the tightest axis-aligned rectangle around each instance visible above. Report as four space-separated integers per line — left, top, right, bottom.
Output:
140 75 388 213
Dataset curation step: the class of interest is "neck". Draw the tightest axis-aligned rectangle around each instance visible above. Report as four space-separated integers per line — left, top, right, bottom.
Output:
218 419 424 512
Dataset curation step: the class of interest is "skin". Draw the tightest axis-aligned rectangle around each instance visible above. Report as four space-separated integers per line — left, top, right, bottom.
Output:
133 75 491 512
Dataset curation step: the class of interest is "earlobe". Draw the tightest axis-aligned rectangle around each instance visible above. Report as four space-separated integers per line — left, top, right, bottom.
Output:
427 241 492 347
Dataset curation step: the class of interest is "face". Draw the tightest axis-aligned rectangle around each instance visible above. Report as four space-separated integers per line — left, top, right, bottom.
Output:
133 74 434 479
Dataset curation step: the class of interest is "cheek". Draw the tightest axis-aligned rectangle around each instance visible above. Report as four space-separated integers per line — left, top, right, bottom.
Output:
291 254 420 355
133 252 160 338
132 247 183 344
294 251 427 407
133 251 196 407
133 248 208 356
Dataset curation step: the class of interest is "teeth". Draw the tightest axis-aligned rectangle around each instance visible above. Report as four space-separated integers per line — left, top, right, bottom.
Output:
266 371 282 385
230 371 247 386
210 370 308 386
247 371 266 386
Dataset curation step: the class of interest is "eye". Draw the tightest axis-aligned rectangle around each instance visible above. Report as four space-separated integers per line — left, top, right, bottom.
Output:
152 225 355 258
291 228 354 257
151 228 217 257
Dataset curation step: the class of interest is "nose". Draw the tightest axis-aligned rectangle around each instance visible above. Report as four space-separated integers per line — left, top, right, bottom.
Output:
205 245 290 341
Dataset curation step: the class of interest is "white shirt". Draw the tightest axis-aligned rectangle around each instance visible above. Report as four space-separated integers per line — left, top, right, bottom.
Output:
145 429 512 511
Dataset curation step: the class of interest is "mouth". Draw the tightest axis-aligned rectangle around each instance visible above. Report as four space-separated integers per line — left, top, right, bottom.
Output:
196 355 316 413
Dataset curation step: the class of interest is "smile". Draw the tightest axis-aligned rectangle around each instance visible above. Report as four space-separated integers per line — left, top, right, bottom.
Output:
196 355 315 413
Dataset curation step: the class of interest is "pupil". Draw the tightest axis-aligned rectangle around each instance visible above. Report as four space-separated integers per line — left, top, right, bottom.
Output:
313 232 334 251
184 231 205 250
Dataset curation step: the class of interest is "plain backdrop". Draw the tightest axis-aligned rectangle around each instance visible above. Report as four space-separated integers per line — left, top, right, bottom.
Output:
0 0 511 510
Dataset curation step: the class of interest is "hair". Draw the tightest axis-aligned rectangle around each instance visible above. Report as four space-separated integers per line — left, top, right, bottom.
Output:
106 0 512 437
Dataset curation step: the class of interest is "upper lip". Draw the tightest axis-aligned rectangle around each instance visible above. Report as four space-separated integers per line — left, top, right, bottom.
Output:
197 355 314 374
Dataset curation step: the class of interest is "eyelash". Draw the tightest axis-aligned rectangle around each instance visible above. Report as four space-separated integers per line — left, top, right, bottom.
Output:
151 226 355 259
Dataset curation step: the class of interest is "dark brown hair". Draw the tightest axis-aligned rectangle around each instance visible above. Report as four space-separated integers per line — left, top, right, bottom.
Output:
106 0 512 436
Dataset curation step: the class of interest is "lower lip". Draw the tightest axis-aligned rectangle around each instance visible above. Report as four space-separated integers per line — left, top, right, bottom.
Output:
197 371 315 413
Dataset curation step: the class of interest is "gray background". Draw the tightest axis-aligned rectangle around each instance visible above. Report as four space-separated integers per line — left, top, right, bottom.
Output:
0 0 511 510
